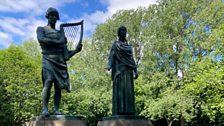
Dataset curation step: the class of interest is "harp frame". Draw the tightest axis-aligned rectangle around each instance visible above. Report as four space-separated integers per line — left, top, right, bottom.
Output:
60 20 84 51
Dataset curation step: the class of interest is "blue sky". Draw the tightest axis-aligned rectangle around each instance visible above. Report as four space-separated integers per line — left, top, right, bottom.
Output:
0 0 157 49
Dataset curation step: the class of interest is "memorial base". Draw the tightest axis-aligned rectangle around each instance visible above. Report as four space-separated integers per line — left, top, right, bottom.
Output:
25 115 86 126
97 115 153 126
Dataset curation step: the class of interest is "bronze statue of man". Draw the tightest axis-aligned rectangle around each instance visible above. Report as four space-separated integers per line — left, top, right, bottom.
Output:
107 26 139 115
36 7 82 116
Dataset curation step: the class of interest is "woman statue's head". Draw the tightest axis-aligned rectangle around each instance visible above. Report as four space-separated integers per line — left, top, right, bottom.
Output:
117 26 127 38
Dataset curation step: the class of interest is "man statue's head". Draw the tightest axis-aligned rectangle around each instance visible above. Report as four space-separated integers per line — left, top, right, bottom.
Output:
45 7 60 21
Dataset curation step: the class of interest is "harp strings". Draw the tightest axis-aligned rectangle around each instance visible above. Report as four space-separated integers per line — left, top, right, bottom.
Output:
63 26 80 50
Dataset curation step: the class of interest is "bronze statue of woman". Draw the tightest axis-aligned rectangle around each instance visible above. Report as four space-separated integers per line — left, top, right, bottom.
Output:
36 7 82 116
107 26 139 116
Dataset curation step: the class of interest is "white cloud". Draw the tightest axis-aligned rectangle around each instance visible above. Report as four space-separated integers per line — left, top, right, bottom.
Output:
82 11 109 36
0 17 46 38
0 17 29 36
0 32 13 48
77 0 157 37
0 0 76 48
83 11 108 24
0 17 46 48
0 0 157 48
0 0 77 16
25 19 46 40
107 0 157 14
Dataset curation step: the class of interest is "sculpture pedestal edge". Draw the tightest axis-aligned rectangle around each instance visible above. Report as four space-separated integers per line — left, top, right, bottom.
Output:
97 115 153 126
25 115 87 126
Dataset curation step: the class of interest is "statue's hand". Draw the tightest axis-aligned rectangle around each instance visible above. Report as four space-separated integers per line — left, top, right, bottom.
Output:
134 70 139 79
105 67 111 71
76 44 82 52
58 36 67 44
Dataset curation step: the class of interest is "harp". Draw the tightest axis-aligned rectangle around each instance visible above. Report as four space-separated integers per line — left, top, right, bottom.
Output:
60 20 84 60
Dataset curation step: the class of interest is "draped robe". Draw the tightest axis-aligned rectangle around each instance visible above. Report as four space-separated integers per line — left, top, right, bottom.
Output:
108 40 137 115
37 26 70 91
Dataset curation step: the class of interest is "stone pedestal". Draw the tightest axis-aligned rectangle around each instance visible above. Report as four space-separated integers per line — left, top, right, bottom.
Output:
25 115 86 126
97 115 153 126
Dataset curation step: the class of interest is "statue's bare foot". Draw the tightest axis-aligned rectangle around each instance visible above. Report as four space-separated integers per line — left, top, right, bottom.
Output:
54 110 63 115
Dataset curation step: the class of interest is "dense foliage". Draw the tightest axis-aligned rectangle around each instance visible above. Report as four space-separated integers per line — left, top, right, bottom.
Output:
0 0 223 126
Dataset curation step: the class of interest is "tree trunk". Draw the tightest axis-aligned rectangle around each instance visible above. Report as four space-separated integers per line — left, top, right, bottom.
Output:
180 117 185 126
166 118 173 126
168 121 173 126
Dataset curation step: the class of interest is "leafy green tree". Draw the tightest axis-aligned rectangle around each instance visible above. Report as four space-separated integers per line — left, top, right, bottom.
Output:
142 91 194 126
0 0 223 126
59 40 112 125
184 58 224 124
92 0 224 125
0 45 42 126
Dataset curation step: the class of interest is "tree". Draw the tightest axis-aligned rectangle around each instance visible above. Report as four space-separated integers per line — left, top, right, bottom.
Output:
184 58 224 124
92 0 224 125
0 45 42 126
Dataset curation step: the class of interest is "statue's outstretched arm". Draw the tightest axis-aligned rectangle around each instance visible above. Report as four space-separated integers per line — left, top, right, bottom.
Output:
64 44 82 61
108 44 115 70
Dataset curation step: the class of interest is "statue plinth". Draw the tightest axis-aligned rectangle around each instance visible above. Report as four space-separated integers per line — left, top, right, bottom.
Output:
25 115 86 126
97 115 153 126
